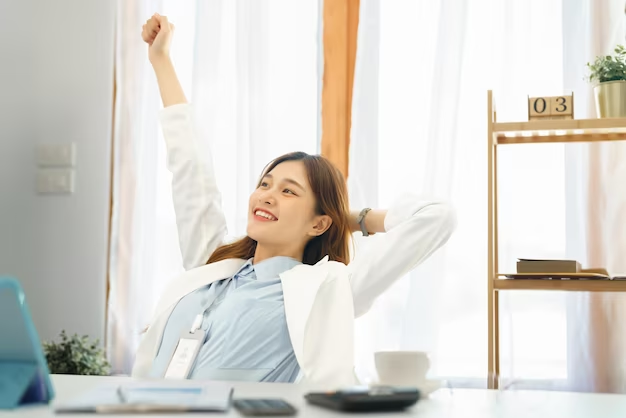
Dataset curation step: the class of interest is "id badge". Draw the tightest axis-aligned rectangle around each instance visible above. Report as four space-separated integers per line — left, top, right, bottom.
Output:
163 329 206 380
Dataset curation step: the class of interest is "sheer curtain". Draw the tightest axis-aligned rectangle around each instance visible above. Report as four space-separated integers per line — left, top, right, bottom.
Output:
107 0 320 375
563 0 626 393
350 0 577 387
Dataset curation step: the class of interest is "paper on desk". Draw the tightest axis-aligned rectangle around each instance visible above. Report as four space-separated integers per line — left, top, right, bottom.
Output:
55 380 233 414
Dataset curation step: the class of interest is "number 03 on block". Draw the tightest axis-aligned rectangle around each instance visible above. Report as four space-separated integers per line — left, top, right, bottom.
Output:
528 94 574 120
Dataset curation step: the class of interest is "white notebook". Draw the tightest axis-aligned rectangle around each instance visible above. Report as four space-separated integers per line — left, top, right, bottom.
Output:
55 380 233 414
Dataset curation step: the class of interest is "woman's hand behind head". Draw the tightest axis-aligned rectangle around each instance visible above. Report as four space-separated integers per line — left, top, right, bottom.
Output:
141 13 175 63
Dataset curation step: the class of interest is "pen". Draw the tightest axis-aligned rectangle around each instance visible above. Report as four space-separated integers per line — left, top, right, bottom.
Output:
116 386 127 404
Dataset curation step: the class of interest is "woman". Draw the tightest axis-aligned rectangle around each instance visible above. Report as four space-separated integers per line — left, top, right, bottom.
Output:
133 14 456 387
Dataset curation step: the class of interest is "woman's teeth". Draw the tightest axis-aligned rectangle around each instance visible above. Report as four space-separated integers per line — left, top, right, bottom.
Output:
255 210 277 221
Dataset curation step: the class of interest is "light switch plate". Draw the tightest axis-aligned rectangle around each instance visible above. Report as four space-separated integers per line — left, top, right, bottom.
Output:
37 169 75 194
36 143 76 167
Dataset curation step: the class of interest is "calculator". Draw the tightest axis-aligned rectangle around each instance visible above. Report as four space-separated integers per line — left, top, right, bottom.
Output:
305 386 420 412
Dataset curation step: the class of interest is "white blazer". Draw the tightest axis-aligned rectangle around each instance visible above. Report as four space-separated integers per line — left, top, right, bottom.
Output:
131 104 457 388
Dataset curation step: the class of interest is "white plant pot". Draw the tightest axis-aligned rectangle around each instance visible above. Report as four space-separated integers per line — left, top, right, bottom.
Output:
594 80 626 118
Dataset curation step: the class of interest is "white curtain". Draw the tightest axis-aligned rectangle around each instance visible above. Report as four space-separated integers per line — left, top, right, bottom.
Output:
562 0 626 393
107 0 320 375
349 0 614 389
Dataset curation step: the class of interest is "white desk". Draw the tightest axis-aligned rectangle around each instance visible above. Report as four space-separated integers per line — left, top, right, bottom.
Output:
1 375 626 417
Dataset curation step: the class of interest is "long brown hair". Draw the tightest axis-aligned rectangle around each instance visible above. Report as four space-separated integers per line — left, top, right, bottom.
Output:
206 152 352 265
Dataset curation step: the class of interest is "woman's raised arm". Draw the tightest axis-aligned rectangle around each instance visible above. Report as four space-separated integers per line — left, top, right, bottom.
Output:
142 14 228 269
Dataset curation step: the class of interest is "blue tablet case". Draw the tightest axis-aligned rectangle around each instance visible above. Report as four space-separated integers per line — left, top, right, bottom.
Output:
0 277 55 409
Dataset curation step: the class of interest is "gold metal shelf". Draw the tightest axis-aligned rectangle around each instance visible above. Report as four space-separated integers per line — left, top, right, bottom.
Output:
494 118 626 144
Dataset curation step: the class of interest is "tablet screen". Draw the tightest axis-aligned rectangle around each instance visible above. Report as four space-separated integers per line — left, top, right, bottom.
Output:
0 283 38 362
0 277 55 407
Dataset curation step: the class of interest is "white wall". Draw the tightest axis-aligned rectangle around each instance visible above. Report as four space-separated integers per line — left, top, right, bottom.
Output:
0 0 115 344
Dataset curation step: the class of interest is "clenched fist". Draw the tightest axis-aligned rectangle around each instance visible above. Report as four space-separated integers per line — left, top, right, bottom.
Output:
141 13 175 63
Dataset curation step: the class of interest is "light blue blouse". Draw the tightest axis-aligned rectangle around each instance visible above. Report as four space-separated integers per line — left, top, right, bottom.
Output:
149 257 302 382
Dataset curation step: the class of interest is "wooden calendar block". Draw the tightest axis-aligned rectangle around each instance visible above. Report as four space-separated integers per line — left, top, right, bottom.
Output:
528 97 550 119
528 94 574 120
550 95 573 118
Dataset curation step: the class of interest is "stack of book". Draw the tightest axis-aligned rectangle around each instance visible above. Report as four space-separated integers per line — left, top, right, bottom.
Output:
516 259 581 274
508 259 611 280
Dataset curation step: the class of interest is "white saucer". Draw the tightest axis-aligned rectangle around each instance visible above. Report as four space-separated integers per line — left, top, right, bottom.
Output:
418 379 442 397
370 379 442 397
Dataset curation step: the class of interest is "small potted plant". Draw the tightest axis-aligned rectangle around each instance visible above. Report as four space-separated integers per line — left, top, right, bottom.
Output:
42 330 111 376
587 44 626 118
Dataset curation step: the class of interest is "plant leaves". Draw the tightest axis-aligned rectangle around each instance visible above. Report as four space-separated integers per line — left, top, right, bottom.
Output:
586 44 626 83
43 331 111 376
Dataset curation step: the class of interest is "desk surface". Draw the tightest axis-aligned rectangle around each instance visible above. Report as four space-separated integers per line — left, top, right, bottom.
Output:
1 375 626 417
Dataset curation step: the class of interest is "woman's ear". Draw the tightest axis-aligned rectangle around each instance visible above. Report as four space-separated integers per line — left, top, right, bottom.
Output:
309 215 333 237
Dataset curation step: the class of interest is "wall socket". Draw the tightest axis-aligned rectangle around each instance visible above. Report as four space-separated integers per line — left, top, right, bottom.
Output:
36 143 76 167
37 169 75 194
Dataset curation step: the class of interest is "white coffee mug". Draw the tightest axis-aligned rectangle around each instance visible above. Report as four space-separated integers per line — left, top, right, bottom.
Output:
374 351 431 386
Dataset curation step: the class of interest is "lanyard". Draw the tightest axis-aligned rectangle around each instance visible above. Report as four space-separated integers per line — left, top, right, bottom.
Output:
164 277 234 380
190 277 234 333
189 314 203 334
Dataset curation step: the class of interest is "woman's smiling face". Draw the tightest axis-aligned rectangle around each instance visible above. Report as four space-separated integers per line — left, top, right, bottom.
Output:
247 160 332 255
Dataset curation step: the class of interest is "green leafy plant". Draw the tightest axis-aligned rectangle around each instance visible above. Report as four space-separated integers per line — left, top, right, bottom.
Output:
42 330 111 376
587 45 626 84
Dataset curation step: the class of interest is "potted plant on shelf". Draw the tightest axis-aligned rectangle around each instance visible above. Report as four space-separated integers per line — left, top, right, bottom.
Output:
42 330 111 375
587 44 626 118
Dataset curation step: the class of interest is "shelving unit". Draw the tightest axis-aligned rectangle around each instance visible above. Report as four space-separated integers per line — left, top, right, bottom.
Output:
486 90 626 389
